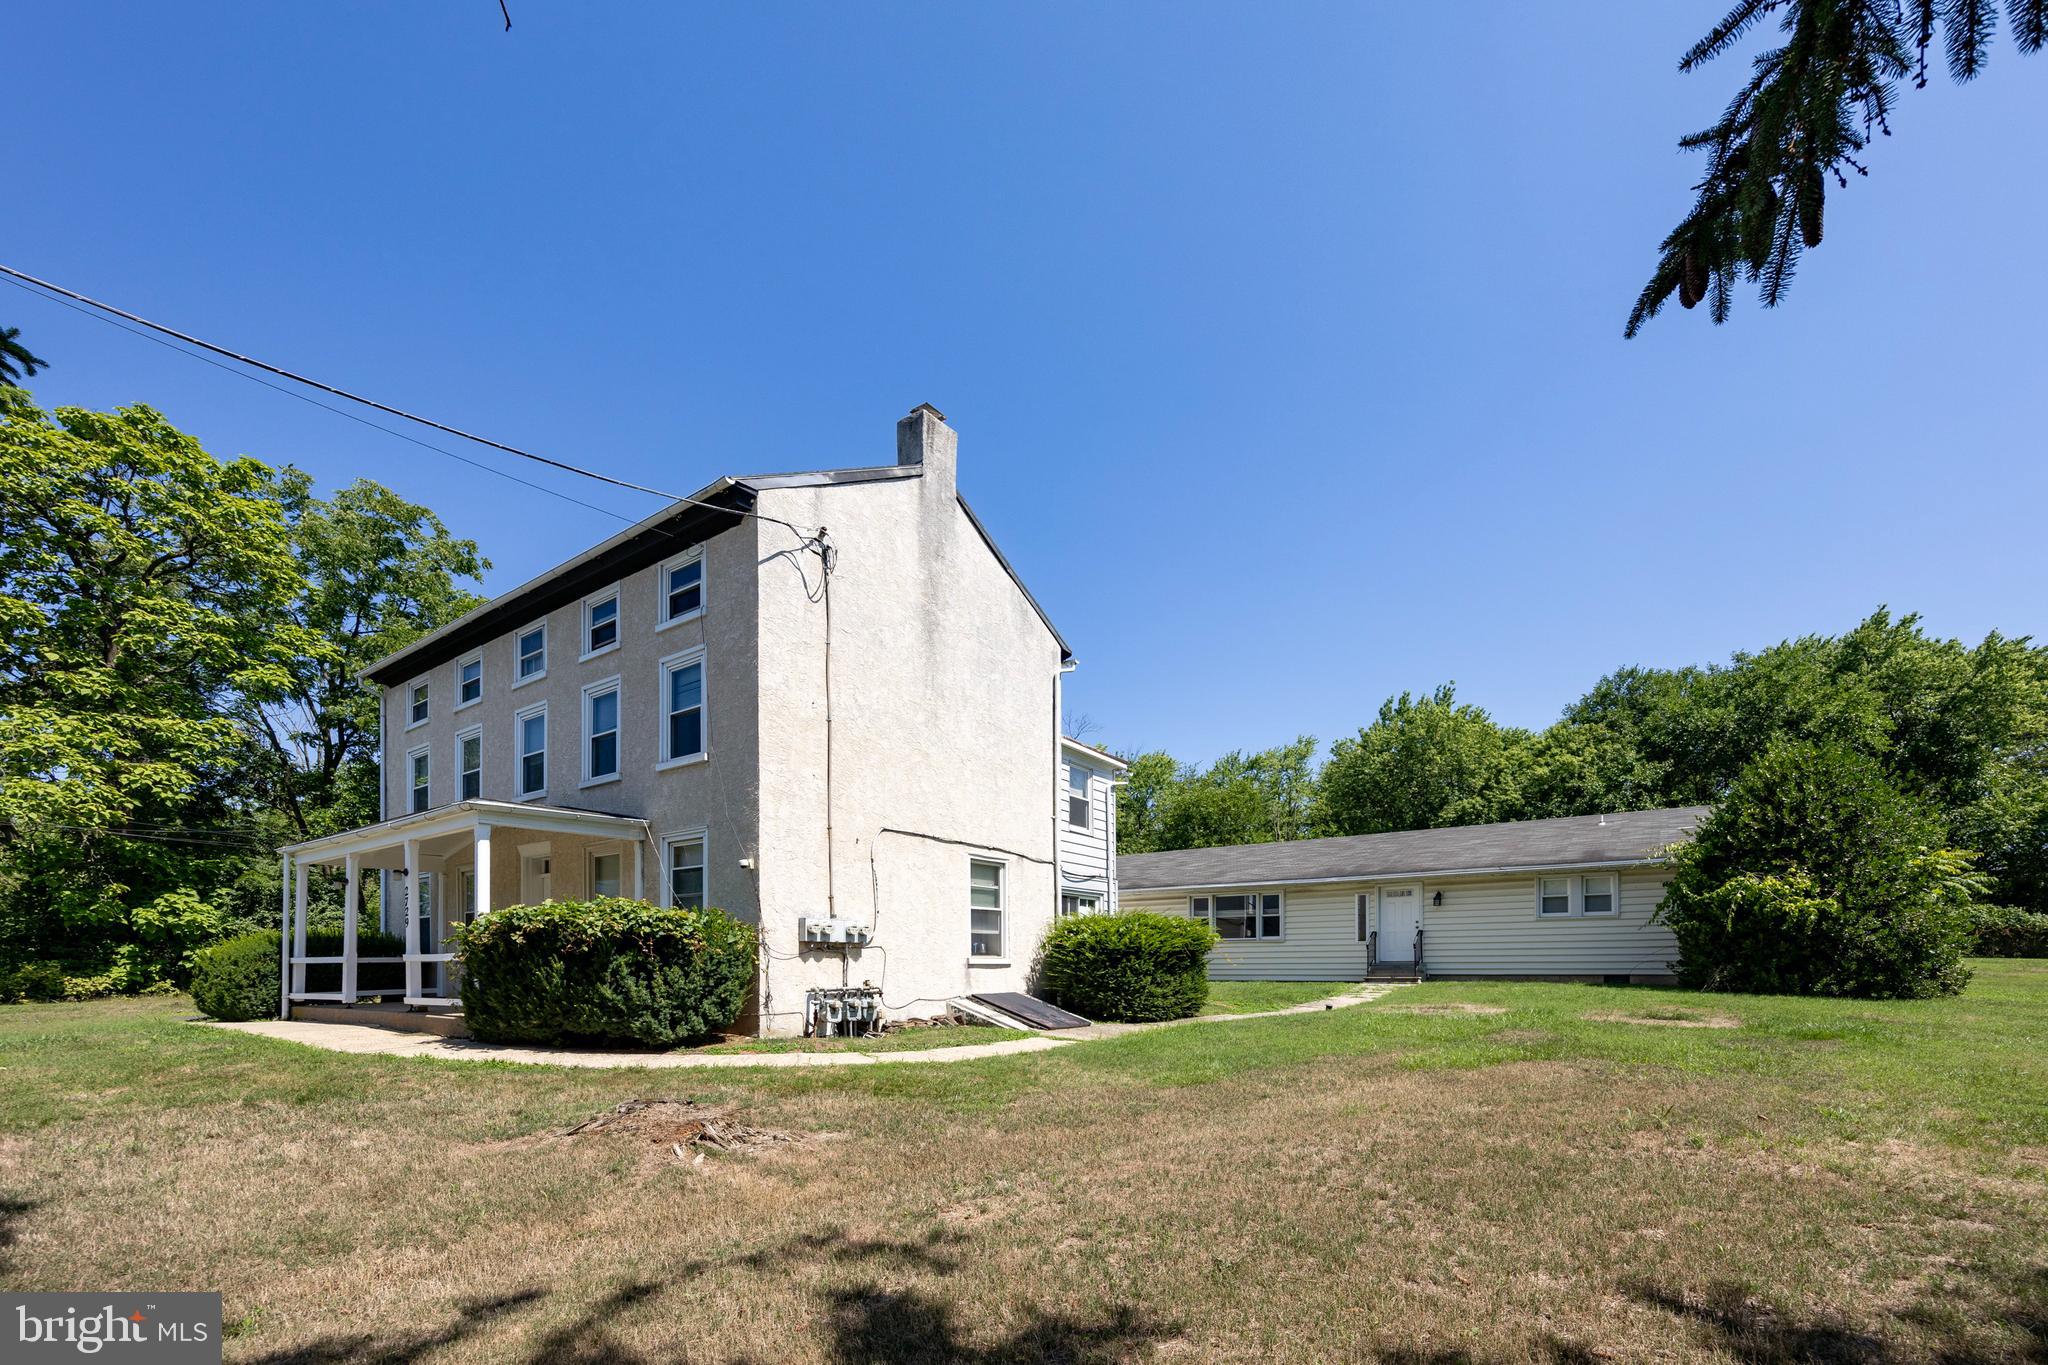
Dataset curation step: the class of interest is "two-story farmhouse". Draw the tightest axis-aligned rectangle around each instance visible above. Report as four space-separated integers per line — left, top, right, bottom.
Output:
276 406 1123 1036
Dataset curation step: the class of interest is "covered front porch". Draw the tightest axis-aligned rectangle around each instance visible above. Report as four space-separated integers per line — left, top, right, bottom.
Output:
276 799 656 1017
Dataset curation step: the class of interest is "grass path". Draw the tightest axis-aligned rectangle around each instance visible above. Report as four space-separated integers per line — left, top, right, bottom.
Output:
2 963 2045 1362
1199 979 1359 1015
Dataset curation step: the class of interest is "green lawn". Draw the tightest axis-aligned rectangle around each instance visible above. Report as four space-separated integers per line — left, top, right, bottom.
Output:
1199 978 1359 1015
2 962 2045 1362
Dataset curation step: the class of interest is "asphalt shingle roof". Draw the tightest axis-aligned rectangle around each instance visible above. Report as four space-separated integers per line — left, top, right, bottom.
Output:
1116 806 1709 891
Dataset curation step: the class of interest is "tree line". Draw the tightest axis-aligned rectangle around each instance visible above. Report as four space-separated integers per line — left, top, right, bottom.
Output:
1 383 486 995
1113 612 2048 915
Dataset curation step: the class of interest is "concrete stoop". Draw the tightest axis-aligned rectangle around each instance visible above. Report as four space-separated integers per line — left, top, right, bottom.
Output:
292 1002 470 1038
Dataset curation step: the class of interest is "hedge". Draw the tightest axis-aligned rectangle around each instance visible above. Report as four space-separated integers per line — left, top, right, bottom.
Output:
1036 911 1217 1022
457 898 756 1047
1970 905 2048 958
188 928 407 1021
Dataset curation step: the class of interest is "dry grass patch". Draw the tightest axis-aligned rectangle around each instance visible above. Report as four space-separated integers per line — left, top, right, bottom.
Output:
1382 1002 1508 1016
1585 1007 1742 1029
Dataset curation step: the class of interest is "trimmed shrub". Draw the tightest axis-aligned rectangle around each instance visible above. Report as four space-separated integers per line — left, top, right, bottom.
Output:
1658 741 1980 998
1970 905 2048 957
188 928 407 1021
458 898 756 1047
0 961 67 1003
1037 911 1217 1022
191 931 283 1021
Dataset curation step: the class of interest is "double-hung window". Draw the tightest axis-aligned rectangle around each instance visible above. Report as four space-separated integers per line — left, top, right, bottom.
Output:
457 655 482 708
583 679 620 784
665 834 706 909
408 747 431 814
516 623 546 684
659 550 704 626
659 647 706 766
1059 894 1097 919
456 726 482 800
583 588 619 658
969 860 1004 958
407 681 429 728
1067 765 1090 828
1188 891 1283 940
1536 874 1620 917
514 703 547 799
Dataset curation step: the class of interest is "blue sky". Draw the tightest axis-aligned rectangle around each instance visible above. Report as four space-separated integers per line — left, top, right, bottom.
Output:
12 3 2045 763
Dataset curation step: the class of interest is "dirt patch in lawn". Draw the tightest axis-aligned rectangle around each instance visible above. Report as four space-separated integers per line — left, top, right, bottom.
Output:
1584 1008 1741 1030
1488 1029 1558 1046
552 1098 801 1160
1383 1003 1508 1016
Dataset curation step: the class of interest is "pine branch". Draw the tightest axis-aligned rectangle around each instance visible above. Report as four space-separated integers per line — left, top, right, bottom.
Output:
2014 0 2048 52
1944 0 1999 78
1684 0 1785 70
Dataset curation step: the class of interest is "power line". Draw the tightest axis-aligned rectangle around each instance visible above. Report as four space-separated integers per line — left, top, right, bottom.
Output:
1 275 637 522
0 263 823 539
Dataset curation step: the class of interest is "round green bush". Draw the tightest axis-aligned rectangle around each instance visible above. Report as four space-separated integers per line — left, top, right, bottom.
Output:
1658 741 1978 998
457 897 757 1047
1969 905 2048 957
189 927 407 1020
1037 911 1217 1022
191 931 282 1021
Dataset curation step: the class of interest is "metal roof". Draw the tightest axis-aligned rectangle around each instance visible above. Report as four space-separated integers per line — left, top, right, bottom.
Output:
1116 806 1709 891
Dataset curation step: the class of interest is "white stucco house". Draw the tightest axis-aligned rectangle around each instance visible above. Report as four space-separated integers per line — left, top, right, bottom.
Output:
1116 807 1706 984
276 405 1122 1036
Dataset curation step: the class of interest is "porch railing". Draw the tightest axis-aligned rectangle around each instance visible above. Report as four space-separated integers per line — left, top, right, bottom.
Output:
1366 930 1377 975
1413 927 1425 981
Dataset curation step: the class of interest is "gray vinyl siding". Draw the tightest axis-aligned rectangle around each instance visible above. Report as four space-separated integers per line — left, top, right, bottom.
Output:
1120 869 1676 981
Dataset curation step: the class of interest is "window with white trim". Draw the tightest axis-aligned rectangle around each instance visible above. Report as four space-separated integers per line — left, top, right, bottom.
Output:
583 679 620 783
516 623 546 683
407 681 429 727
457 655 482 707
1356 892 1373 942
970 860 1004 957
659 549 704 626
456 726 482 800
1059 893 1097 919
1187 891 1283 940
515 703 547 798
1535 874 1619 917
408 746 430 814
1067 765 1090 828
665 834 706 909
1538 876 1573 916
659 648 706 765
583 588 619 658
590 850 622 898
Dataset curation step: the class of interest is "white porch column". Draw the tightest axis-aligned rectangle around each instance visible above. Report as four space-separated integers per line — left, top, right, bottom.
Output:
278 854 293 1020
291 860 310 997
341 852 361 1004
402 838 422 1003
473 823 493 917
632 837 645 903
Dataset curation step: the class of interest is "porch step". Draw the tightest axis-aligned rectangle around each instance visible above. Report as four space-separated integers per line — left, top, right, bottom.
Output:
293 1002 470 1038
1365 966 1422 982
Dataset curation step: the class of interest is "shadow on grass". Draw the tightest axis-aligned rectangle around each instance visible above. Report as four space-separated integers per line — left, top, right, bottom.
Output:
241 1288 546 1365
0 1195 36 1272
1625 1274 2048 1364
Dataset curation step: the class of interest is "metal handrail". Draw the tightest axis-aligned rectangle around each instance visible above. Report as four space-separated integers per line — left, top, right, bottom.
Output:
1414 927 1425 980
1366 930 1377 974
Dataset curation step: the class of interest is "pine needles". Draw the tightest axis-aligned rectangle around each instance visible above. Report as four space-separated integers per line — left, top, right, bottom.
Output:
1626 0 2038 337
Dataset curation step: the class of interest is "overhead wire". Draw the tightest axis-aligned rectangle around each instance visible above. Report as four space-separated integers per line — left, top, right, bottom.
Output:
0 264 822 539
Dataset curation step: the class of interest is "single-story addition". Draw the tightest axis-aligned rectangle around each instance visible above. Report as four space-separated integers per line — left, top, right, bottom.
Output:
1115 806 1708 983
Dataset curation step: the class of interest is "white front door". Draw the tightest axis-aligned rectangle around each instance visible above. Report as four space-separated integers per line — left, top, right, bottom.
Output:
520 853 552 904
1378 886 1420 962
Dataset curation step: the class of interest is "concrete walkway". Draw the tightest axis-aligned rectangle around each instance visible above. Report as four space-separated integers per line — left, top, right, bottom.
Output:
201 983 1403 1069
